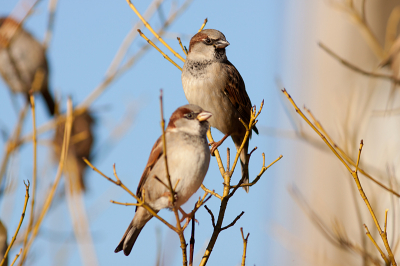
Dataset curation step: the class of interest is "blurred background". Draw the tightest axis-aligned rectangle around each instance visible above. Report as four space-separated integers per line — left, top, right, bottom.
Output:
1 0 400 265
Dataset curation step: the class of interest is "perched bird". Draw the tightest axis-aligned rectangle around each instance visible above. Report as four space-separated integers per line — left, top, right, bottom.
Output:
181 29 258 192
0 16 55 115
53 110 94 192
115 104 212 256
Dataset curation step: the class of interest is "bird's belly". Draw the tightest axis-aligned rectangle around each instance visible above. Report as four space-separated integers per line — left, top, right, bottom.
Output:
182 77 239 135
169 144 210 207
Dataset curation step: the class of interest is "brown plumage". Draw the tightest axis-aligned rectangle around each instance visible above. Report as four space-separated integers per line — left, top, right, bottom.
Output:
53 110 94 192
182 29 258 192
0 16 55 115
115 104 211 256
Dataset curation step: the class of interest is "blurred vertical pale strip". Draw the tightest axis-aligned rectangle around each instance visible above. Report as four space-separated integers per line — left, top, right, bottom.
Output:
275 0 400 265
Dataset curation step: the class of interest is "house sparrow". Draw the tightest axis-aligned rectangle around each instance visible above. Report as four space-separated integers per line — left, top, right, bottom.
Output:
115 104 212 256
181 29 258 193
0 16 55 115
53 110 94 192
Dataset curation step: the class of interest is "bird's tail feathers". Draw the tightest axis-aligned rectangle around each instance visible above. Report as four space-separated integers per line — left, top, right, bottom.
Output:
240 150 250 193
115 224 143 256
41 88 56 116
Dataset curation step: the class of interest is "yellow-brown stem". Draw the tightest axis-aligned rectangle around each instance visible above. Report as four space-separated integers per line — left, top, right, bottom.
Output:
0 181 30 266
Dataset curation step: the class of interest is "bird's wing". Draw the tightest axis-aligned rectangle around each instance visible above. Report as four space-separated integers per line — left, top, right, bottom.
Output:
223 60 255 130
136 136 164 206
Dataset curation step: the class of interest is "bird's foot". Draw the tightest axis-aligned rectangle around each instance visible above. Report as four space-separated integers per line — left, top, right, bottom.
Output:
209 134 230 156
179 207 198 227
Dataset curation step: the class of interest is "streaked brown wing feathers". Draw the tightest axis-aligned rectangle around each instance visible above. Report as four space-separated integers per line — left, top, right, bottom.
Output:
136 136 163 203
223 60 253 124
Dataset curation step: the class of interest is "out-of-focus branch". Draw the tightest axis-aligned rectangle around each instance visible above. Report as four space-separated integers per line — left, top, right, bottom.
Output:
43 0 59 50
319 42 398 83
20 98 74 265
21 94 37 255
289 185 383 265
15 0 191 147
0 181 29 266
106 0 165 76
384 6 400 51
326 0 384 58
0 104 28 188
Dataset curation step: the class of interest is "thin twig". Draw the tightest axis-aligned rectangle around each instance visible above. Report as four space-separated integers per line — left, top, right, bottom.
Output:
226 148 230 173
177 37 187 56
110 200 139 206
230 101 264 176
364 224 389 264
138 29 182 71
240 227 250 266
198 18 207 32
126 0 185 63
230 154 282 190
204 205 215 228
201 184 222 200
221 211 244 231
181 193 211 231
0 181 30 266
189 209 195 266
384 209 388 235
84 159 177 232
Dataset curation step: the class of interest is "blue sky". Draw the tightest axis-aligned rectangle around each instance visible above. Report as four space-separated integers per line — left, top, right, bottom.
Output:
0 0 292 265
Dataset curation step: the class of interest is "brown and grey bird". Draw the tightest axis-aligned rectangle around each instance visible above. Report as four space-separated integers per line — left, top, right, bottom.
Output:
181 29 258 192
0 16 55 115
53 110 94 192
115 104 212 256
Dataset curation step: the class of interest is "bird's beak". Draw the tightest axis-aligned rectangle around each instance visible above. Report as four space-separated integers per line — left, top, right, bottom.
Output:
197 111 212 122
214 40 230 49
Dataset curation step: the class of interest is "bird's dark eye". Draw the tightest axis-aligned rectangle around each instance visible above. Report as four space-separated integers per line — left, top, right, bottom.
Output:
185 112 195 119
204 38 212 45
